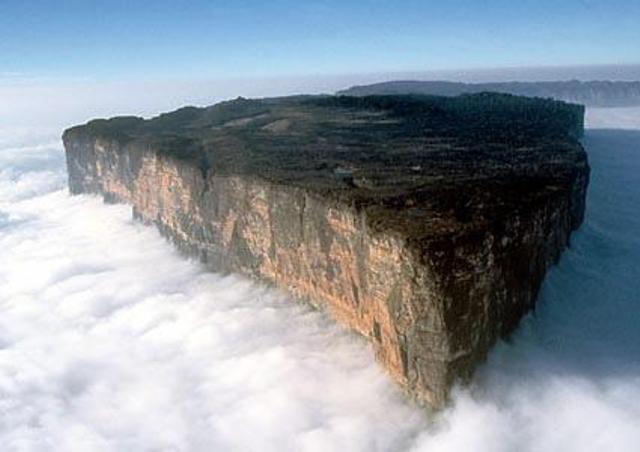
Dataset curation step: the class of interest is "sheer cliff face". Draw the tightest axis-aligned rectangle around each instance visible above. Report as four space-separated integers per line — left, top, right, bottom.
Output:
62 94 589 408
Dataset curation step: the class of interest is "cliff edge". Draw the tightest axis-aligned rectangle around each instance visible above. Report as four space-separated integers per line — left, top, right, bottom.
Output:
63 93 589 408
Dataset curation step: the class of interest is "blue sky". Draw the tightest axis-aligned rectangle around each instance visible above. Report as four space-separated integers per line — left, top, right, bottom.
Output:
1 0 639 79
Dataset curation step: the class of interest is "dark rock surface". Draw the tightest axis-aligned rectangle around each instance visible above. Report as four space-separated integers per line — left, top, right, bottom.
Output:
63 93 589 408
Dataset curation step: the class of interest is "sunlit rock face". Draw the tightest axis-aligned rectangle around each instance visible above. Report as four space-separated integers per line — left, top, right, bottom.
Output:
63 94 589 408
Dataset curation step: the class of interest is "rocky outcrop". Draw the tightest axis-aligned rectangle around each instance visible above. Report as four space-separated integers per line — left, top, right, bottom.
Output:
63 94 589 408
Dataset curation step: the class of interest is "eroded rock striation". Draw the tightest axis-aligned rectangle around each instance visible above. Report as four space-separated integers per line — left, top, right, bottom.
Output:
63 93 589 408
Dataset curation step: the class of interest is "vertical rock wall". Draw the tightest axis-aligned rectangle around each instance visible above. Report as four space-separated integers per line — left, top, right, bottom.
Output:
63 134 588 408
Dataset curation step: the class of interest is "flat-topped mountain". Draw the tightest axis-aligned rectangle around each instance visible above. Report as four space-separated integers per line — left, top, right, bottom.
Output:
338 80 640 107
65 94 585 235
63 93 589 408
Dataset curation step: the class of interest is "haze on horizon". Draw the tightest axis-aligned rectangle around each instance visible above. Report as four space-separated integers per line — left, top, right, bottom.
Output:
1 0 639 130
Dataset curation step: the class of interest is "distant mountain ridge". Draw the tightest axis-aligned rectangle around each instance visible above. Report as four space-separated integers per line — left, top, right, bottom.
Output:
337 80 640 107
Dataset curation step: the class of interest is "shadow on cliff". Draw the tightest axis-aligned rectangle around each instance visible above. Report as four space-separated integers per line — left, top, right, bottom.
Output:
407 129 640 450
476 129 640 390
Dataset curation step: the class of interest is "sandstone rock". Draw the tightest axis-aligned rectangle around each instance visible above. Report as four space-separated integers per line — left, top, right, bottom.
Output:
63 93 589 408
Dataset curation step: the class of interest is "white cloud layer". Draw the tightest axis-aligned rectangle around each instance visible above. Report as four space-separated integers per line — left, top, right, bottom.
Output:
1 96 639 451
0 137 426 451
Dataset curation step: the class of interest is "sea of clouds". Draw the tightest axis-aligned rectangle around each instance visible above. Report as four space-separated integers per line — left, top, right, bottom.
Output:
1 91 639 451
